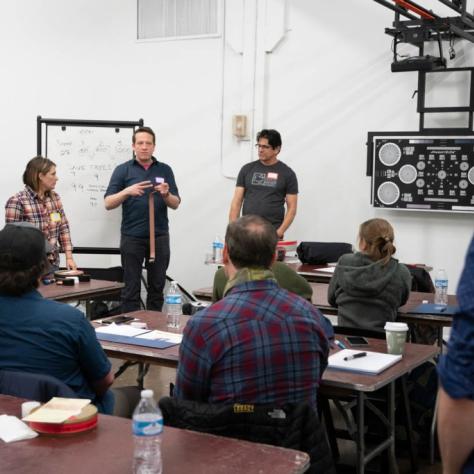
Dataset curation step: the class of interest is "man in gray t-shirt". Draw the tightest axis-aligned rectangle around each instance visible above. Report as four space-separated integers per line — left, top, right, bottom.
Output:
229 129 298 239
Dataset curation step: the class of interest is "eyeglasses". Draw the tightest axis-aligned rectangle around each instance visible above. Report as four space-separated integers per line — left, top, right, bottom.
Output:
255 144 273 150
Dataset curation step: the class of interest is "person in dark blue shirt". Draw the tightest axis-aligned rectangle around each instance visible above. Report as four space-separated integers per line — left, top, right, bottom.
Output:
437 234 474 474
105 126 181 312
0 223 114 413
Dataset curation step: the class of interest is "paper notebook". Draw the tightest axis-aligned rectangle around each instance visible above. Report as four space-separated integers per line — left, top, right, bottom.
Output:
96 332 179 349
328 349 402 375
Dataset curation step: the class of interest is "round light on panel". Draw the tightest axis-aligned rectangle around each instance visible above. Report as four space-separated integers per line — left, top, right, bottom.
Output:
469 167 474 185
377 182 400 206
398 165 417 184
378 142 401 167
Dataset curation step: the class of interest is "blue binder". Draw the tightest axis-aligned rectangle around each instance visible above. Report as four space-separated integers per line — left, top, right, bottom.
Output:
412 303 458 316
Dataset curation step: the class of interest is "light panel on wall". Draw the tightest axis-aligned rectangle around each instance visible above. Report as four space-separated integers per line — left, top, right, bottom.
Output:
232 114 248 140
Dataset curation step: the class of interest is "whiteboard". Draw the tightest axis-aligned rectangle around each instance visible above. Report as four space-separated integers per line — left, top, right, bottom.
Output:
44 124 135 250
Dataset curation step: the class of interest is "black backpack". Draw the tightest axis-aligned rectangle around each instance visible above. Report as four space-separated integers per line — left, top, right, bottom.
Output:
297 242 352 265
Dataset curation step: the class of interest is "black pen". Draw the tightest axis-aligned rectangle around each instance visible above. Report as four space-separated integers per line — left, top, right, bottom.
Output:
344 352 367 361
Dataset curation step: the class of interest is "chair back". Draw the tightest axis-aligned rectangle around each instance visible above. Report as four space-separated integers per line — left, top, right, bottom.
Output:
159 397 335 474
334 325 385 340
0 370 76 402
405 265 434 293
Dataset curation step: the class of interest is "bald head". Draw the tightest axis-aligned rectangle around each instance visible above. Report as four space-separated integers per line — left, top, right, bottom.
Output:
225 215 278 269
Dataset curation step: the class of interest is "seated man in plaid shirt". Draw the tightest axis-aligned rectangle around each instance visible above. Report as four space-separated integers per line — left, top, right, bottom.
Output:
174 215 331 408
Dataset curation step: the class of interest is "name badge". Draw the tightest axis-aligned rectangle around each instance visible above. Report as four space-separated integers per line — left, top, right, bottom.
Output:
267 172 278 180
50 212 61 223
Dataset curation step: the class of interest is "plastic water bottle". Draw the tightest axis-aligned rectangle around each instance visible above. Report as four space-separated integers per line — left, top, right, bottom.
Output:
212 235 224 264
132 389 163 474
165 281 182 329
434 268 448 306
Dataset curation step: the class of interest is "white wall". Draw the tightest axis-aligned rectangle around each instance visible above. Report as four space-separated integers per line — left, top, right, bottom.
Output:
0 0 471 293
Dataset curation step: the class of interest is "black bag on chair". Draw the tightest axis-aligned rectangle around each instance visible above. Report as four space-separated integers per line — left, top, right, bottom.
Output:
297 242 352 265
159 397 335 474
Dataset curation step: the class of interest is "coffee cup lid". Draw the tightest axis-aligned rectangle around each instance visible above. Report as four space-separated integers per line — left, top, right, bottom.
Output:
384 322 408 331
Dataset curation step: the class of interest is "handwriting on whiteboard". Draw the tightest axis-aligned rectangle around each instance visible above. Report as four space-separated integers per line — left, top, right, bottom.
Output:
45 124 136 249
51 127 133 207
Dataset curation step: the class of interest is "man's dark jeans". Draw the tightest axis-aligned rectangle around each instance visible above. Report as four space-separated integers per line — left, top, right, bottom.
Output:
120 233 170 312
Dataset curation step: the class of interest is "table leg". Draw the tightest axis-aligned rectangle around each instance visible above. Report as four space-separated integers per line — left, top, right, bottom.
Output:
356 391 365 474
388 382 399 474
430 391 440 464
85 300 93 319
437 326 443 353
400 376 418 472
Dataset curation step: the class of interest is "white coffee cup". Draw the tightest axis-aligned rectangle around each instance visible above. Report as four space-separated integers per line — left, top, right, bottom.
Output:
384 322 409 355
21 401 41 418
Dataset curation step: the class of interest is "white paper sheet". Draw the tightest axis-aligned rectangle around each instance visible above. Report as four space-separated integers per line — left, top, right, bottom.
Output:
95 323 149 337
315 266 336 274
0 415 38 443
23 397 91 424
135 330 183 344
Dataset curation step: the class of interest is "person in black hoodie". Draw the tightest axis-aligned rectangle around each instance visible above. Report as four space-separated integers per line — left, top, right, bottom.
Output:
328 218 411 332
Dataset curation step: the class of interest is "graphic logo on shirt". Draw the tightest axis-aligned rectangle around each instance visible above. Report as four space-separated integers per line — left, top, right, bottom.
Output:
251 172 278 188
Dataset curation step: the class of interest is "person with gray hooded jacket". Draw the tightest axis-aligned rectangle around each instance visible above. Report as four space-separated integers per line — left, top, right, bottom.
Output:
328 218 412 332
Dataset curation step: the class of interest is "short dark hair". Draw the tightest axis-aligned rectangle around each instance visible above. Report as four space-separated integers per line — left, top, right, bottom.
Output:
0 261 45 296
225 215 278 269
256 129 282 149
23 156 56 192
133 126 156 145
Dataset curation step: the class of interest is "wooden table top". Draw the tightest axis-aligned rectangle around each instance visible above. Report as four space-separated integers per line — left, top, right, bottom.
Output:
311 283 457 326
194 282 457 327
39 279 124 302
323 337 437 392
94 310 188 368
96 311 438 394
0 395 309 474
284 262 334 282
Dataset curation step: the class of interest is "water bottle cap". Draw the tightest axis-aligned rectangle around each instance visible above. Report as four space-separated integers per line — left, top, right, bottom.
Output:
141 389 154 398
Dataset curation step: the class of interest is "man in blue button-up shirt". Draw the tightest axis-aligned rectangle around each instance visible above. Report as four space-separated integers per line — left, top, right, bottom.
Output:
105 126 180 311
437 235 474 474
